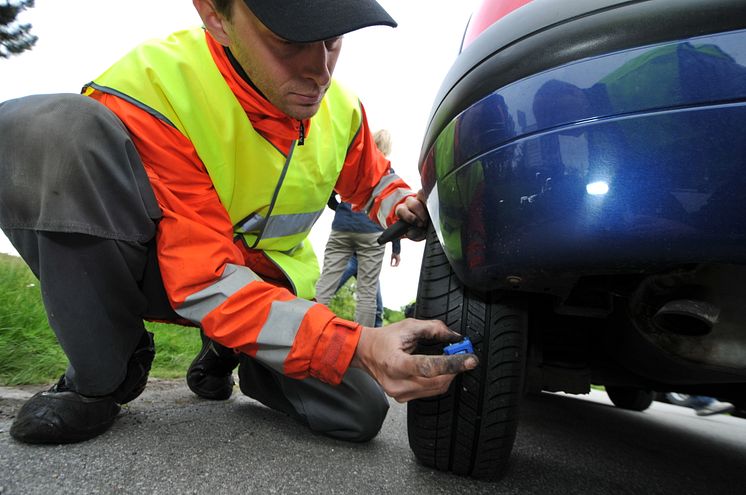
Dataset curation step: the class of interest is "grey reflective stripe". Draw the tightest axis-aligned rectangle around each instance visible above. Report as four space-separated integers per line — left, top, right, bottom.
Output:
255 298 316 372
261 210 324 239
377 187 414 227
237 213 266 234
363 173 404 214
86 82 177 128
251 142 295 248
177 263 262 324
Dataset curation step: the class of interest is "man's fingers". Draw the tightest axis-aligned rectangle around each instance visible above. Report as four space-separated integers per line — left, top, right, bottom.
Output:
391 374 456 403
412 353 479 379
406 226 427 241
406 318 462 343
395 191 429 229
405 195 429 228
394 206 419 227
369 317 481 402
391 354 478 401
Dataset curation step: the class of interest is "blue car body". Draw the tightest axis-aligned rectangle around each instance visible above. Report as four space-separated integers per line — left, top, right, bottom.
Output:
421 1 746 295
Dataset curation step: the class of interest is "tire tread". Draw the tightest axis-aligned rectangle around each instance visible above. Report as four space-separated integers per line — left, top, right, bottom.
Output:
407 229 526 480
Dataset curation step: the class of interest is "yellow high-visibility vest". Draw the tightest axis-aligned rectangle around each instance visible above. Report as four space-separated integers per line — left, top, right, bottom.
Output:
87 28 362 299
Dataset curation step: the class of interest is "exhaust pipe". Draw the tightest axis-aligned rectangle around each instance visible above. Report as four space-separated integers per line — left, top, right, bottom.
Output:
653 299 720 336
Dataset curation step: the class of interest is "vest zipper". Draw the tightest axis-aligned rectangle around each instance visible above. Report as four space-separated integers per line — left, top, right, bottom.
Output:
298 120 305 146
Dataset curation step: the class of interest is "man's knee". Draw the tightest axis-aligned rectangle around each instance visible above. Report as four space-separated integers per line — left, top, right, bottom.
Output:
238 358 389 442
347 381 389 442
0 94 159 241
0 94 127 200
319 369 389 443
0 93 122 148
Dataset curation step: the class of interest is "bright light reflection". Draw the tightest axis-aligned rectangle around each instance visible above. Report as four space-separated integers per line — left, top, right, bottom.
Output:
586 181 609 196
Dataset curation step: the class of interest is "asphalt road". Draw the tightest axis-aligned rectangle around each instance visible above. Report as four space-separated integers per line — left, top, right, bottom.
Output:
1 383 744 495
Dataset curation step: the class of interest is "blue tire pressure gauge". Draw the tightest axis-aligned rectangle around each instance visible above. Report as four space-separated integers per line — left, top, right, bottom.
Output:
443 337 474 355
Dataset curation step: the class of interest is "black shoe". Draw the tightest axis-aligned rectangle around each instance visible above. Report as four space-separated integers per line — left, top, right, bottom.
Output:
10 376 120 444
186 331 239 400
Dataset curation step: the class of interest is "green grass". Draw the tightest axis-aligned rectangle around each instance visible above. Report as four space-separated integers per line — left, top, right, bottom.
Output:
0 253 200 386
143 321 201 379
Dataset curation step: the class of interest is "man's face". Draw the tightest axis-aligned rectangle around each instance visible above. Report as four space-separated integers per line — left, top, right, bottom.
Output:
221 1 343 120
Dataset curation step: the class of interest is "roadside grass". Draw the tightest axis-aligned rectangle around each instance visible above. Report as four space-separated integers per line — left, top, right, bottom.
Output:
0 253 200 386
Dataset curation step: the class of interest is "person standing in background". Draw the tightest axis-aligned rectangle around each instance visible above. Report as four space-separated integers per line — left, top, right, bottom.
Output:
316 129 400 327
329 204 401 326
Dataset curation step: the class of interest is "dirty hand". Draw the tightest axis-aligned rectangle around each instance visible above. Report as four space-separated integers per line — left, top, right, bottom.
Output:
394 190 429 241
350 318 479 402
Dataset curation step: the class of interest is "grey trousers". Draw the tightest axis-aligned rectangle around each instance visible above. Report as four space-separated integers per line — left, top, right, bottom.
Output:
315 230 385 327
0 94 388 441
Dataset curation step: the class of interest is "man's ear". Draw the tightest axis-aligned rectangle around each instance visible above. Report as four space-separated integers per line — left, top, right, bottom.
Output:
193 0 231 46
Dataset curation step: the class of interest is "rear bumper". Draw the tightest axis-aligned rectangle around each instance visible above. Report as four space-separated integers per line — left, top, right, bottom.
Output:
423 28 746 292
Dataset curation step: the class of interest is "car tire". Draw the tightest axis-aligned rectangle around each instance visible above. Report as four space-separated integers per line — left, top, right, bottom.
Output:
605 386 654 411
407 228 527 480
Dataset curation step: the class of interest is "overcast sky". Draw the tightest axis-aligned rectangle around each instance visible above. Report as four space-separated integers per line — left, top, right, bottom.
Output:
0 0 479 309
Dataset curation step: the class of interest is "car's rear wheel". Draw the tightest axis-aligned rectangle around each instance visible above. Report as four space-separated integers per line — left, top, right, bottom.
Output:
605 386 654 411
407 228 527 480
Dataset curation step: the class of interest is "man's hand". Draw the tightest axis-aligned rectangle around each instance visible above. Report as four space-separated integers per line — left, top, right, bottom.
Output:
390 252 401 267
350 319 479 402
394 190 429 241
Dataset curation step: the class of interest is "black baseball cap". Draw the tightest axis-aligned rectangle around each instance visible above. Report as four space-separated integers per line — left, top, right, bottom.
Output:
242 0 397 43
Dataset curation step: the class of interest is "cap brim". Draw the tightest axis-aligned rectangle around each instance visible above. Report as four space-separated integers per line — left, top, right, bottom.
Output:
244 0 397 43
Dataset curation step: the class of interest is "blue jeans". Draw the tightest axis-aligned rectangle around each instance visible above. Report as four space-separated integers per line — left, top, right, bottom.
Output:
336 254 384 327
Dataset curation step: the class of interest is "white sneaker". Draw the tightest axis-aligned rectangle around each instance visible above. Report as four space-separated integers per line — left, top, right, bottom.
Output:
695 401 735 416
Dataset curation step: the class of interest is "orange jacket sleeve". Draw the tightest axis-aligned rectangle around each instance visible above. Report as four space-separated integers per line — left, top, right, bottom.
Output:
334 103 416 228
